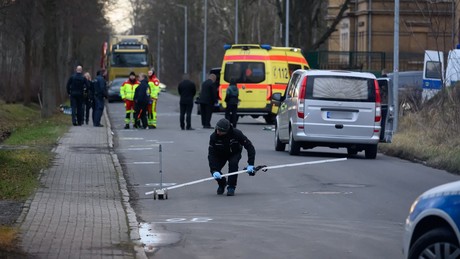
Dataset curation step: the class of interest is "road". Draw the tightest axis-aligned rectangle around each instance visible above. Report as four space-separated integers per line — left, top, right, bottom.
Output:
107 92 459 259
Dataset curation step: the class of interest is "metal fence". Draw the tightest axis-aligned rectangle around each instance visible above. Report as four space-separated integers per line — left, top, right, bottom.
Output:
305 51 426 76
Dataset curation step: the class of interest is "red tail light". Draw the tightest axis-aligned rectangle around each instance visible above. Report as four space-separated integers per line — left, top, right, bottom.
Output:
374 79 381 122
218 85 223 100
266 84 272 100
297 76 307 118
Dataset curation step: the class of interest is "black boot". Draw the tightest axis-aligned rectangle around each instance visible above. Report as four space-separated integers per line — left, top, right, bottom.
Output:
124 124 130 129
227 186 235 196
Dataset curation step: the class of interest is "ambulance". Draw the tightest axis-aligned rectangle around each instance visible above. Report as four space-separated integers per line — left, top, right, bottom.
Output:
218 44 310 124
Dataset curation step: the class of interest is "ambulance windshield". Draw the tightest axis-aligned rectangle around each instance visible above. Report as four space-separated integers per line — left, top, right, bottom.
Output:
224 62 265 83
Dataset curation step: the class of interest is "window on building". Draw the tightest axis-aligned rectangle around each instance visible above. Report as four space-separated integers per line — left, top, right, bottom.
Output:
358 31 366 52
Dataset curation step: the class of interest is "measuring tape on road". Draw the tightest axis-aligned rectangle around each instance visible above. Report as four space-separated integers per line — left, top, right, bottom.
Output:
145 157 347 196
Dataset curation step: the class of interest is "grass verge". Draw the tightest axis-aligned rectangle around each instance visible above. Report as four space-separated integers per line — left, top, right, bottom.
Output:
0 103 69 200
0 101 69 253
380 87 460 174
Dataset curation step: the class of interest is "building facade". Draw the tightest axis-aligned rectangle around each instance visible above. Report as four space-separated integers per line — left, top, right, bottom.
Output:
326 0 459 73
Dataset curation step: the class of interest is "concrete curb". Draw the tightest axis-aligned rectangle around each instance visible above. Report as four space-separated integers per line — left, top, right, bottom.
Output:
103 106 147 259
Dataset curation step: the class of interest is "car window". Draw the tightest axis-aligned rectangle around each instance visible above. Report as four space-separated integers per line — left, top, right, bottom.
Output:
305 76 376 102
288 64 301 77
224 62 265 83
425 61 442 79
111 53 148 67
286 73 301 98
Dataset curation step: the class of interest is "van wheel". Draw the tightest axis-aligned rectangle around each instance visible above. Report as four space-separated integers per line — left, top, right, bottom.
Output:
288 130 300 155
264 115 276 125
274 126 286 151
365 144 378 159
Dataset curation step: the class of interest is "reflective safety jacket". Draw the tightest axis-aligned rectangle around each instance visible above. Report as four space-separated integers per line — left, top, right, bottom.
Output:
120 79 140 101
149 75 161 99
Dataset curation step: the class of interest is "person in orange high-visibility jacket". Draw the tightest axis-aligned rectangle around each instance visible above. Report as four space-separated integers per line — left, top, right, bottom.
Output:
147 68 161 128
120 71 140 129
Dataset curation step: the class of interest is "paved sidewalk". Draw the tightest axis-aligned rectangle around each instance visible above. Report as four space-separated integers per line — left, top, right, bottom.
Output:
17 110 146 259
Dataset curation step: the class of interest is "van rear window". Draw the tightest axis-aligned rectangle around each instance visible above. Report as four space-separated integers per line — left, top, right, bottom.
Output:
306 76 376 102
224 62 265 83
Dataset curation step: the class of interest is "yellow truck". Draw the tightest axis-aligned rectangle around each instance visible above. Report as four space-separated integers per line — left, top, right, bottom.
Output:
102 35 151 82
218 44 310 124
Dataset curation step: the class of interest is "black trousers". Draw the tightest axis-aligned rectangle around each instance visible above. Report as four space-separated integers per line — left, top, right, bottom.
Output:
225 103 238 128
70 95 84 125
200 104 213 127
134 102 148 129
180 103 193 129
210 153 242 188
93 96 104 126
84 98 93 124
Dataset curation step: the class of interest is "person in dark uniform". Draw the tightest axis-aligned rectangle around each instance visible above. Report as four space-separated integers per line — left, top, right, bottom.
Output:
66 65 89 126
92 70 107 127
225 78 239 128
133 73 150 129
178 74 197 130
199 73 217 128
83 72 94 125
208 118 256 196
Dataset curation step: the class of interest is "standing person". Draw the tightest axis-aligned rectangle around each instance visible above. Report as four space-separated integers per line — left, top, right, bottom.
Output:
178 74 196 130
92 70 107 127
133 73 150 129
83 72 94 125
120 72 139 129
208 118 256 196
66 65 89 126
199 73 217 128
147 68 161 129
225 78 239 128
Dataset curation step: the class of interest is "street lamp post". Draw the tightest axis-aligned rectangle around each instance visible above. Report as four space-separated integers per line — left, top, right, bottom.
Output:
176 4 188 75
157 22 162 79
393 0 399 131
202 0 208 82
285 0 289 47
235 0 238 44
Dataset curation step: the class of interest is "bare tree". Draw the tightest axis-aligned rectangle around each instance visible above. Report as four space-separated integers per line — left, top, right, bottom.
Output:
41 0 59 118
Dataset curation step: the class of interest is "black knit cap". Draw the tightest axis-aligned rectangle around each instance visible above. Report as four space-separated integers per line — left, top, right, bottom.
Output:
216 118 231 132
129 71 136 76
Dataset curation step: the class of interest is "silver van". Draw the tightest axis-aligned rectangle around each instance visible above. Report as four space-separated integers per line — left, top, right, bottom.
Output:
271 70 395 158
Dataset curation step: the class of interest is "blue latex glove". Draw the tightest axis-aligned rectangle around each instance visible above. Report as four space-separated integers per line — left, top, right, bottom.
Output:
213 172 222 179
246 165 255 174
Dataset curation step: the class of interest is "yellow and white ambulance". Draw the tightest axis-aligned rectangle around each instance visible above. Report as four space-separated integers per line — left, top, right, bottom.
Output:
218 44 310 124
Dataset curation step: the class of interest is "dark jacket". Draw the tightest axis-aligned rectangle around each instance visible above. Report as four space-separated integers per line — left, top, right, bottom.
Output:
134 79 150 104
199 79 217 105
178 79 197 104
225 83 239 105
66 73 88 96
86 80 95 101
208 127 256 172
94 75 107 99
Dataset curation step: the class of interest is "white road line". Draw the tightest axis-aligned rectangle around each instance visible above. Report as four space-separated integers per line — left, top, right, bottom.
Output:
121 162 159 165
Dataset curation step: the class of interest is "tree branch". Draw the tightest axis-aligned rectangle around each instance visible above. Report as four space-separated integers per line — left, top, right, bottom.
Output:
310 0 351 50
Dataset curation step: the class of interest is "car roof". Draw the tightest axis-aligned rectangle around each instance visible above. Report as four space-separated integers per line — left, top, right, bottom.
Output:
298 69 377 79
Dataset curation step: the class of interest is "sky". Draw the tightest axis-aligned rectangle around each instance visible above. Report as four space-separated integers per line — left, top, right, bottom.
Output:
105 0 133 34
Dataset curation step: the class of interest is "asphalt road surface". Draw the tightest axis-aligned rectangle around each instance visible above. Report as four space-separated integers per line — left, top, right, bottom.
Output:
107 92 459 259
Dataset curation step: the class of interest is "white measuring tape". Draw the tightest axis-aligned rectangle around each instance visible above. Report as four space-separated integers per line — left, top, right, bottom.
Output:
145 157 347 195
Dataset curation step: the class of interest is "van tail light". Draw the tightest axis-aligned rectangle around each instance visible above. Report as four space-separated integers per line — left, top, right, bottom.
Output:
374 79 381 122
297 76 307 118
266 85 272 100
